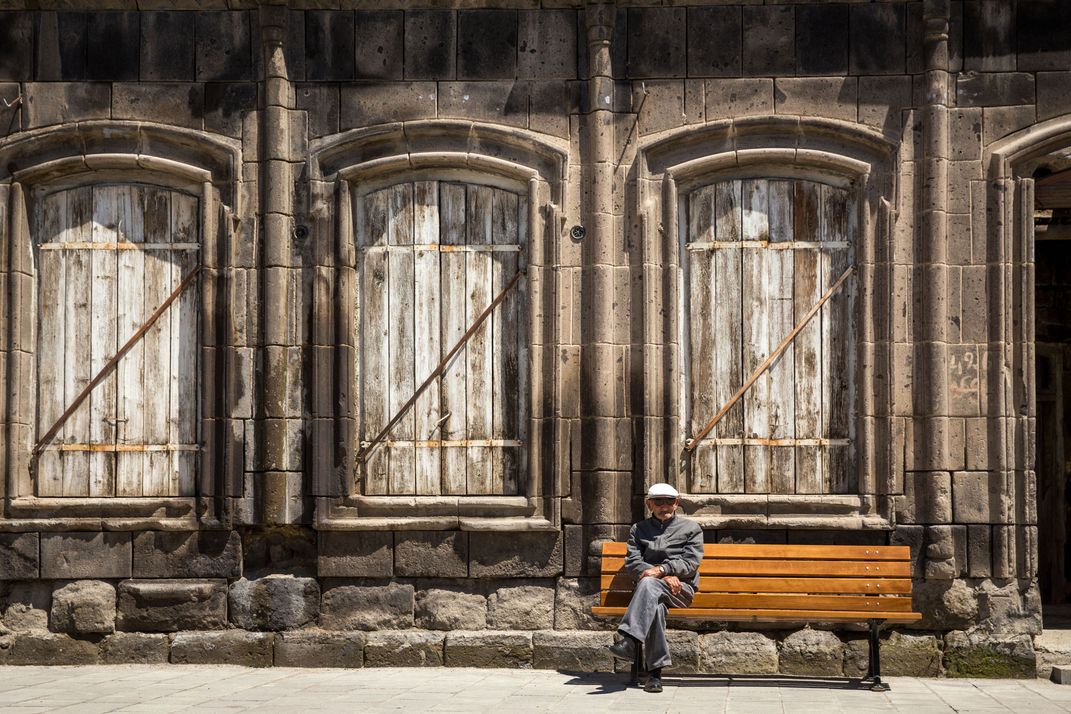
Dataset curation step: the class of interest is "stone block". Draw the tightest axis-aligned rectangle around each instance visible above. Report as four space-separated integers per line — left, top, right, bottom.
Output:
445 631 532 668
229 575 319 631
850 4 906 74
779 629 845 676
305 11 353 81
686 7 740 77
0 80 20 137
320 583 414 631
243 527 317 579
795 5 848 76
23 82 110 129
34 12 87 81
318 532 393 577
140 11 195 81
984 105 1036 147
50 581 115 635
554 578 610 631
944 631 1036 678
340 82 436 129
470 531 563 578
438 81 527 129
957 72 1035 107
699 632 778 674
528 80 579 139
0 533 38 579
774 77 856 123
415 586 487 631
296 84 340 138
1037 71 1071 121
41 532 132 579
364 630 444 667
967 525 992 577
458 10 517 80
8 632 99 665
964 0 1015 72
86 12 139 81
204 83 258 139
664 630 700 674
626 8 685 78
564 525 630 578
195 10 252 81
742 6 794 76
517 10 576 80
952 470 1002 524
913 579 979 631
394 532 467 578
533 630 614 672
704 79 773 122
844 632 941 677
488 582 554 630
354 10 403 80
2 581 50 632
0 11 33 80
275 630 365 668
404 10 455 80
859 76 912 135
903 471 953 524
133 531 242 579
171 631 274 667
100 632 169 664
925 525 955 561
1017 0 1071 72
117 579 228 632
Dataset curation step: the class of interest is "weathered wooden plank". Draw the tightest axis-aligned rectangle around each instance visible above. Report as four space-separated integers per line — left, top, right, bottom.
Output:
142 187 172 497
491 187 520 496
823 184 853 494
465 185 494 495
793 180 824 494
601 557 913 578
592 606 922 622
741 179 770 493
687 185 717 493
116 185 146 496
600 542 911 559
610 592 916 613
439 183 468 495
713 180 744 493
387 183 416 495
35 191 66 497
412 180 442 495
766 180 795 494
171 191 199 496
89 186 119 496
360 188 391 495
61 186 93 496
602 573 914 594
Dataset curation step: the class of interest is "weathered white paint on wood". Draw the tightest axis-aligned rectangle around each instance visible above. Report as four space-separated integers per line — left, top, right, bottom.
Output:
35 184 199 498
684 178 853 496
356 180 527 497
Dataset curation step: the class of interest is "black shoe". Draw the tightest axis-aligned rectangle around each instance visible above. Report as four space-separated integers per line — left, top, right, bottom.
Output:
644 675 663 693
607 635 637 662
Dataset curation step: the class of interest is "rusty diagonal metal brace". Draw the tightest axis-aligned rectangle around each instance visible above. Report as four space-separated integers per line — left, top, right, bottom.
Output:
680 264 856 468
32 265 203 457
358 269 526 464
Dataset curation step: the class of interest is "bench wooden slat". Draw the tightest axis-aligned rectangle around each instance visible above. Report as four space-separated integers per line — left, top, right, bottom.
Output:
600 557 911 578
601 591 915 612
600 574 913 595
599 542 910 561
592 606 923 623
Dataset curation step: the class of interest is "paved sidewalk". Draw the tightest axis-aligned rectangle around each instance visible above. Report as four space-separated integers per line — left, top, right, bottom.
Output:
1 666 1070 713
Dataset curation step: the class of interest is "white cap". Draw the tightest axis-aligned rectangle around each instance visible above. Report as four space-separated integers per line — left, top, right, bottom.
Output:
646 483 679 499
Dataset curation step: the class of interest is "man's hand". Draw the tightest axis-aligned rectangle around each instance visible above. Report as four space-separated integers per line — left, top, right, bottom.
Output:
663 575 682 596
641 565 663 579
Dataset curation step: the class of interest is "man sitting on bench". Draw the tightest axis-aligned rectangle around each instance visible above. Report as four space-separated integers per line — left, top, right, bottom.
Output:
607 482 704 693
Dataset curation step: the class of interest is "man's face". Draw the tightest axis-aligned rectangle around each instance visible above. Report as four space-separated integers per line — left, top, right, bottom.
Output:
647 496 679 522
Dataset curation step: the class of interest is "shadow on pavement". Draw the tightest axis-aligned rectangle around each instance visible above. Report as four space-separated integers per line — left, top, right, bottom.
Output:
559 671 881 694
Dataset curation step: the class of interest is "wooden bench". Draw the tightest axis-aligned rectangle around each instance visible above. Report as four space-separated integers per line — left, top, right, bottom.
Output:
592 542 922 691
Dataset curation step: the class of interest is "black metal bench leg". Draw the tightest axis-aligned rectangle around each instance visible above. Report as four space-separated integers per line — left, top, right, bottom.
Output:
866 619 889 692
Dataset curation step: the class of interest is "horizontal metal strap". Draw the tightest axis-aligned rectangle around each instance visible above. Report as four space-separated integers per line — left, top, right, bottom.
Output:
689 438 851 447
686 241 851 251
359 244 522 253
40 444 201 453
39 242 201 251
359 439 524 449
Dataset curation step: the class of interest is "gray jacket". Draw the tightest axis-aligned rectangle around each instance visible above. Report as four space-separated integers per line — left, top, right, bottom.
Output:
624 515 704 590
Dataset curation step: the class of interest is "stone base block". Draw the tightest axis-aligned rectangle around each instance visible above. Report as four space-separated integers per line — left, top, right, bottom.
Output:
170 631 275 667
50 580 116 635
118 579 227 632
8 632 100 665
364 630 444 667
444 631 532 668
843 632 942 677
779 629 845 676
699 631 778 674
229 575 319 631
275 631 365 667
532 630 613 672
1052 666 1071 685
944 631 1036 678
101 632 169 664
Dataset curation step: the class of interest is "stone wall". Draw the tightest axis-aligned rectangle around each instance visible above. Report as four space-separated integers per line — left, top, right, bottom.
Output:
0 0 1068 676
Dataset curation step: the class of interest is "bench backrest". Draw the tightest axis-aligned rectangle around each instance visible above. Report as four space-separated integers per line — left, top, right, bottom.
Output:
598 542 919 621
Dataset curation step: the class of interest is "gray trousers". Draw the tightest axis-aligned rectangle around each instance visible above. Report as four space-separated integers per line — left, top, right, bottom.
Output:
618 576 695 670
